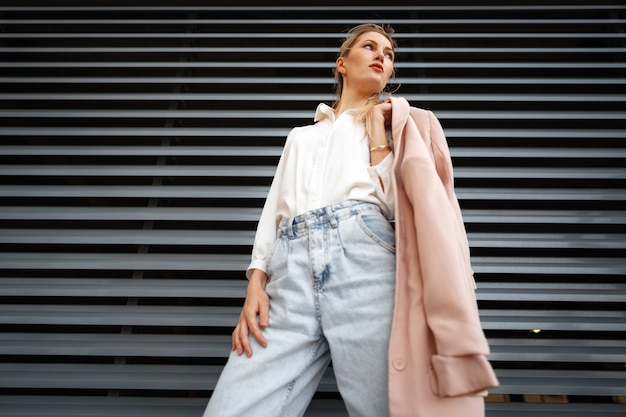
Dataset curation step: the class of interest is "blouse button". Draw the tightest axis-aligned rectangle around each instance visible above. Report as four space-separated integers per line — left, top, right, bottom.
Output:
392 357 406 371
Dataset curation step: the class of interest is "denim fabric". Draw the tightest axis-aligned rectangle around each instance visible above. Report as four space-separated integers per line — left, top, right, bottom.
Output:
203 200 396 417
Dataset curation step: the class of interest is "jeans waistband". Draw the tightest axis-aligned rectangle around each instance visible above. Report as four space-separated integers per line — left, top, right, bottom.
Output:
278 200 384 239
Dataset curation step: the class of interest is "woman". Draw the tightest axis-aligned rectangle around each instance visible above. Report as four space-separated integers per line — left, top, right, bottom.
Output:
204 23 397 417
204 23 498 417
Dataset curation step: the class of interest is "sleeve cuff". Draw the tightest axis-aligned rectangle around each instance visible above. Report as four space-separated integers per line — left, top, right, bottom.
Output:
367 152 393 193
429 354 499 398
246 260 268 280
368 151 393 173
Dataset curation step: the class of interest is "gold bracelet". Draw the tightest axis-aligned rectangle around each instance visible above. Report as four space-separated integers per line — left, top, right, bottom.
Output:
369 145 392 152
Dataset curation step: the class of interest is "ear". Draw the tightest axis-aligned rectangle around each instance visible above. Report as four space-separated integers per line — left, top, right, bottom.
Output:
336 57 346 75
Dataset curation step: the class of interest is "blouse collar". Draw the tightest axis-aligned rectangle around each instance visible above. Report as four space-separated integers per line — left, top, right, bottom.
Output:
314 103 355 123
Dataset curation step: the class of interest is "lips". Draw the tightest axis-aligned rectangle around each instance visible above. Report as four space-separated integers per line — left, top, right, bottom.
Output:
370 63 384 72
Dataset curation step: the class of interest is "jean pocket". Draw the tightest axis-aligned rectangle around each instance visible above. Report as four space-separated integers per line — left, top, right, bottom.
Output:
265 236 284 280
356 212 396 253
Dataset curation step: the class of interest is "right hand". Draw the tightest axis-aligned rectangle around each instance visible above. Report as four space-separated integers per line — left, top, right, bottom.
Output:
232 270 270 357
372 98 392 127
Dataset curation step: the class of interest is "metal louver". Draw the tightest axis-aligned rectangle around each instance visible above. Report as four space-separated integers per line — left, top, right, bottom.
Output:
0 2 624 416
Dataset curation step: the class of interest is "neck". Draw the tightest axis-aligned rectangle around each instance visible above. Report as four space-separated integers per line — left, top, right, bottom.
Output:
334 89 374 117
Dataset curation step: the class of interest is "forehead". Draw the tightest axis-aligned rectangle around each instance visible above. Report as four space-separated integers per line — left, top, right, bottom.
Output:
355 31 394 49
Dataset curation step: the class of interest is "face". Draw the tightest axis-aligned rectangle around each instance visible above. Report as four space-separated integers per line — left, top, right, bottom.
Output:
336 31 395 98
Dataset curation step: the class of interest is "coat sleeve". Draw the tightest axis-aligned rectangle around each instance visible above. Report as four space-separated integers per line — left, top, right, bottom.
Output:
403 109 499 397
427 111 476 288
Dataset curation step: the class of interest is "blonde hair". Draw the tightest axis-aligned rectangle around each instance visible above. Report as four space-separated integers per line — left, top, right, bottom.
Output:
332 23 398 138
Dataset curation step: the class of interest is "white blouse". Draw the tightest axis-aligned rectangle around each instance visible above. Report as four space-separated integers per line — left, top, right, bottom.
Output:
246 103 395 278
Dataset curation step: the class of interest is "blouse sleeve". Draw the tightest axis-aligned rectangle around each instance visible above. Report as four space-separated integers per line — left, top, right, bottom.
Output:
246 128 295 279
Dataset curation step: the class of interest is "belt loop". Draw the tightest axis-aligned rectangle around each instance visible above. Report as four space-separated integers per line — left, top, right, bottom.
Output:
287 218 296 239
326 205 338 228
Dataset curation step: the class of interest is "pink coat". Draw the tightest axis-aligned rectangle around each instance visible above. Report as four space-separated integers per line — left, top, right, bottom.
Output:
387 97 499 417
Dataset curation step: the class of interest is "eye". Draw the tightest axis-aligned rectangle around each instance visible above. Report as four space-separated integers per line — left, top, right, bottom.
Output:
364 43 373 50
385 52 394 60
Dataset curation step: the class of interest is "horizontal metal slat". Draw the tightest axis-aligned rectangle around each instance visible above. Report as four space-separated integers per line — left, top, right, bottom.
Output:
462 209 626 224
0 305 239 327
2 61 624 69
0 110 623 120
3 32 625 39
0 333 231 357
0 165 276 177
2 278 624 302
1 207 623 225
1 333 623 363
0 363 622 396
5 77 624 85
0 185 270 198
492 369 626 396
486 403 626 417
476 283 626 302
452 148 626 159
1 93 623 102
0 363 226 391
0 278 246 298
28 228 222 246
0 396 207 417
0 396 624 417
1 5 625 11
0 363 341 392
1 185 624 201
0 127 290 137
456 188 626 201
0 229 254 245
3 146 625 159
2 166 623 180
0 396 348 417
0 304 622 331
0 206 263 221
2 128 625 139
487 338 626 363
0 146 283 157
469 233 626 250
1 18 623 25
1 230 624 250
0 254 624 274
3 47 625 53
473 256 626 275
0 253 250 271
481 309 626 332
0 110 310 119
0 397 624 417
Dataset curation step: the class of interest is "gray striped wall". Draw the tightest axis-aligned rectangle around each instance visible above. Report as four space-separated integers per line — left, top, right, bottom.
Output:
0 2 625 416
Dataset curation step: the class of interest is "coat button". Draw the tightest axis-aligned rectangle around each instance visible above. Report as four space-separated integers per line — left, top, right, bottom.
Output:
392 357 406 371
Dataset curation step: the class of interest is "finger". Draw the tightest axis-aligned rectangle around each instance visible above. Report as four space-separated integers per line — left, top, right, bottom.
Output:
258 297 270 328
232 323 245 356
246 312 267 349
237 319 254 357
232 328 241 355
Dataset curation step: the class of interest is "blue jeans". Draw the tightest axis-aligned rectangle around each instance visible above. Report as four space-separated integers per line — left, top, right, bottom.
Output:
203 200 396 417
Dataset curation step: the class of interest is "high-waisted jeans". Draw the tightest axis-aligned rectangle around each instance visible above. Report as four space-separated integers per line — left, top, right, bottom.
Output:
203 200 396 417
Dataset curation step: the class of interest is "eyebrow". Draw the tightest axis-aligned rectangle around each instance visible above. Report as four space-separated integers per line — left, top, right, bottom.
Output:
362 39 394 53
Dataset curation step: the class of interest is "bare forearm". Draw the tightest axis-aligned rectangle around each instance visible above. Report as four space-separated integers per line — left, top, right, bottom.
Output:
369 114 391 166
248 269 269 289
